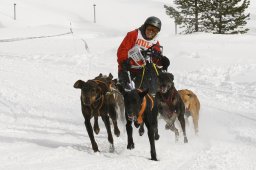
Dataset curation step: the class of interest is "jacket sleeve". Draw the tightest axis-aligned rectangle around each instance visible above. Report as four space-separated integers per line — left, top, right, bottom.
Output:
117 30 137 70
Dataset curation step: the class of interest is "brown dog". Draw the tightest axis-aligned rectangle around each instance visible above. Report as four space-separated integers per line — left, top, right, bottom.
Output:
74 73 120 152
178 89 200 134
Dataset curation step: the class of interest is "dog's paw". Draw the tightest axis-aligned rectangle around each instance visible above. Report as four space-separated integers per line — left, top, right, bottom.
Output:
139 128 144 136
109 144 115 153
127 143 135 150
154 128 160 140
114 128 120 137
184 137 188 143
151 157 158 161
151 152 158 161
92 145 100 152
154 133 160 140
165 124 171 130
94 127 100 135
134 121 140 128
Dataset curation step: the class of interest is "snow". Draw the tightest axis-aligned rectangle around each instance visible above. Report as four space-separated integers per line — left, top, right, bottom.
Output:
1 0 256 169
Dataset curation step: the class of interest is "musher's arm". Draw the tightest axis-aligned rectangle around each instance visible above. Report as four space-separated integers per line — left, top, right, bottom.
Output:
117 29 138 71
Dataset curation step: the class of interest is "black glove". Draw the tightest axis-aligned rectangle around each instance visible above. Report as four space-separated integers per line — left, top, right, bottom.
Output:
141 49 148 57
151 50 162 59
121 59 131 71
161 56 170 71
141 48 162 59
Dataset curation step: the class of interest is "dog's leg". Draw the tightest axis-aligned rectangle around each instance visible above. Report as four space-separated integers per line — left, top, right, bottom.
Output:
93 116 100 135
184 108 191 127
112 119 120 137
153 107 160 140
119 96 126 123
178 114 188 143
139 123 145 136
109 105 120 137
101 114 114 152
84 117 99 152
154 126 160 140
169 124 179 142
165 112 177 129
145 121 157 161
192 110 199 135
164 115 179 142
185 115 190 128
169 112 177 126
126 119 134 149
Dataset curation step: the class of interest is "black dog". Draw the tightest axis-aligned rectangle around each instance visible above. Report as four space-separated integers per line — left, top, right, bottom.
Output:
156 72 188 143
117 85 159 161
74 73 120 152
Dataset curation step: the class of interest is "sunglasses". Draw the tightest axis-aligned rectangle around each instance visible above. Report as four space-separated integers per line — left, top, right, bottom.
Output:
146 26 159 34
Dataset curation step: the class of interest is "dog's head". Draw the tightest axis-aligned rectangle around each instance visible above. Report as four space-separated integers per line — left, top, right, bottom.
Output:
117 84 148 121
94 73 114 94
74 80 101 106
157 72 174 93
95 73 113 84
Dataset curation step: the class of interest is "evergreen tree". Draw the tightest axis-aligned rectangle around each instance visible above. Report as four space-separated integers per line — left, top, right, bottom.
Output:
164 0 205 34
164 0 250 34
202 0 250 34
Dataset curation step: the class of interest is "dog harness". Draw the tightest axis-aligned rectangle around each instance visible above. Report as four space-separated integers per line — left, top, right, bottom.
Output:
93 79 111 92
138 63 159 89
160 87 176 104
159 87 178 117
136 89 154 124
84 80 109 116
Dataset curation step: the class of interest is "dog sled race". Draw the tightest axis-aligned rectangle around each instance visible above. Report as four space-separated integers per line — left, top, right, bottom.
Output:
74 45 200 161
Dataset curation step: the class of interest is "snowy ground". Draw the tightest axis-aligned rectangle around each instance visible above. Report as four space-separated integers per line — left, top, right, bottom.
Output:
1 0 256 170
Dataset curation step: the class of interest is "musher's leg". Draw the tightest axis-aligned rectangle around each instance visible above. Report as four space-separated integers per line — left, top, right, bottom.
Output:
118 70 132 89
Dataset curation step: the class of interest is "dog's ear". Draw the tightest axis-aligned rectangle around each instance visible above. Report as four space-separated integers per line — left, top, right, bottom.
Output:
106 73 113 83
74 80 86 89
108 73 113 80
168 73 174 81
138 88 148 98
95 74 101 79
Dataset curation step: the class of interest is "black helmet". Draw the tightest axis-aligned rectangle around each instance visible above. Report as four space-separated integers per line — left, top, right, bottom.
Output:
144 16 161 31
